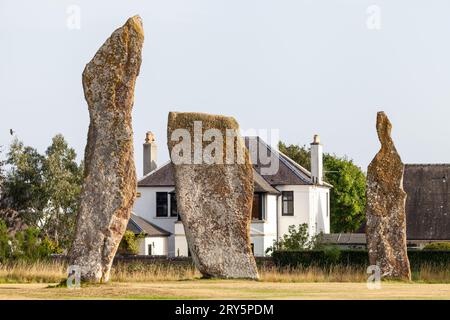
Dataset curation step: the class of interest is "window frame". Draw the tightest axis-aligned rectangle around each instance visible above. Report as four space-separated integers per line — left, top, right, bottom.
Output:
252 192 266 221
156 192 168 217
282 191 294 216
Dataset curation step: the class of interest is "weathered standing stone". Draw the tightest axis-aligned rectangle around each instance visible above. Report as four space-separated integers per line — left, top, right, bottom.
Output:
167 112 259 279
69 16 144 283
366 112 411 280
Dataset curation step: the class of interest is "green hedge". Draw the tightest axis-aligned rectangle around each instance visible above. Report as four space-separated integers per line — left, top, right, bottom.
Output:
272 249 450 269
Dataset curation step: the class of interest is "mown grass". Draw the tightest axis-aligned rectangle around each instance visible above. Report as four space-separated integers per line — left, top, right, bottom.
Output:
0 260 449 284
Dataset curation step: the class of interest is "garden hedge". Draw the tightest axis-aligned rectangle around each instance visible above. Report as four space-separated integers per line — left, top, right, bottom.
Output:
272 249 450 269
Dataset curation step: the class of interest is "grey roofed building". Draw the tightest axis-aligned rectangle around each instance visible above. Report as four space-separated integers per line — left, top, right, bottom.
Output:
320 233 367 249
403 164 450 240
354 163 450 244
127 213 171 237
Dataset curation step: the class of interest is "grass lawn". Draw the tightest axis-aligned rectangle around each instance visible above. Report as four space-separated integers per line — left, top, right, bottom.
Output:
0 280 449 300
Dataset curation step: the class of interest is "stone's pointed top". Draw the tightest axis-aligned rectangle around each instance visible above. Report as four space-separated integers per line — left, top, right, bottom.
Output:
376 111 393 147
126 15 144 38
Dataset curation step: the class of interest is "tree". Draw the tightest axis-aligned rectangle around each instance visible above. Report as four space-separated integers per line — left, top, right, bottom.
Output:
41 134 83 248
2 138 47 225
279 142 366 233
1 135 83 250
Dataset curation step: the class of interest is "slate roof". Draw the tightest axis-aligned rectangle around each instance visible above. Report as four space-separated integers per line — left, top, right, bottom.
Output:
403 164 450 240
127 213 171 237
138 136 331 190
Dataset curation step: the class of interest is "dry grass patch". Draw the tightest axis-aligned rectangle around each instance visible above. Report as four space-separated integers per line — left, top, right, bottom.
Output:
1 260 449 284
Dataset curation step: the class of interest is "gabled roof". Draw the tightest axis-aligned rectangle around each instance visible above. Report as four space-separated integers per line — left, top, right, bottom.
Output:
127 213 171 237
139 161 174 187
403 164 450 240
138 136 331 189
245 136 332 187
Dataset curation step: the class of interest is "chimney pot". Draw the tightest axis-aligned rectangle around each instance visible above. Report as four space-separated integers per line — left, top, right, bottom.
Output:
312 134 320 144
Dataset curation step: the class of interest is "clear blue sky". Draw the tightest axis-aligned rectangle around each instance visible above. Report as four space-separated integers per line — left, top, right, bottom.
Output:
1 1 450 177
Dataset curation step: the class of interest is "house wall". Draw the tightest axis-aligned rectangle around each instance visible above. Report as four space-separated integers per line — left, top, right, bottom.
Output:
174 221 189 257
134 186 178 256
276 185 330 240
137 236 168 256
134 184 330 257
249 194 278 256
276 185 311 238
312 186 330 234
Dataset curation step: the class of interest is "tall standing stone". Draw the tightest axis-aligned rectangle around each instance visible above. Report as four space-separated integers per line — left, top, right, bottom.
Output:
69 16 144 283
366 111 411 280
167 112 259 279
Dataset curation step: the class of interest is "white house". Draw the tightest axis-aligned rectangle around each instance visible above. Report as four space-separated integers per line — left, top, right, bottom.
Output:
129 132 331 257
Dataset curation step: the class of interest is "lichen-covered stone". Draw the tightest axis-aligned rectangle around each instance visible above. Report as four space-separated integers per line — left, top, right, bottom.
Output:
69 16 144 283
167 112 259 279
366 111 411 280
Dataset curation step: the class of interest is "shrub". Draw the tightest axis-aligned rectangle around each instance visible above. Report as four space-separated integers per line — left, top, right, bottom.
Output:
0 220 12 262
272 249 450 269
423 242 450 251
266 224 321 255
118 231 144 255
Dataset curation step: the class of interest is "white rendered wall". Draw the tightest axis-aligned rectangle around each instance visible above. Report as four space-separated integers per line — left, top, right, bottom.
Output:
276 185 311 239
276 185 330 240
134 186 178 256
174 221 189 257
137 237 168 256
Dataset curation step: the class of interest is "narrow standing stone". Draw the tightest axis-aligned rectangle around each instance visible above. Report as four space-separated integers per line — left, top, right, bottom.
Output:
366 111 411 280
69 16 144 283
167 112 259 279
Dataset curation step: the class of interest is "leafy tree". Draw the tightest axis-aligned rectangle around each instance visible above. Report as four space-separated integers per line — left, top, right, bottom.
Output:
279 142 366 233
265 223 321 255
1 135 83 250
2 138 47 225
40 134 83 248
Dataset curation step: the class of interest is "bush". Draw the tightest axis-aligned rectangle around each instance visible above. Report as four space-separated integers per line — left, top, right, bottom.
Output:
266 224 321 255
0 220 59 263
272 250 450 269
118 231 144 255
0 220 12 262
423 242 450 251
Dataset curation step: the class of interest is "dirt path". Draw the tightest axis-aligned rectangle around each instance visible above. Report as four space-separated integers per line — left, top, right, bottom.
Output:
0 281 449 300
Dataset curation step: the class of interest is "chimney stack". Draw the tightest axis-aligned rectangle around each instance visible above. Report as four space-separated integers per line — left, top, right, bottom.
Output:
143 131 157 175
310 134 323 185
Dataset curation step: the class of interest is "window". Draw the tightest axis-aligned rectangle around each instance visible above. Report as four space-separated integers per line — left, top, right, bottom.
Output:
147 244 152 256
282 191 294 216
170 193 178 217
156 192 168 217
252 193 265 220
251 243 255 255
